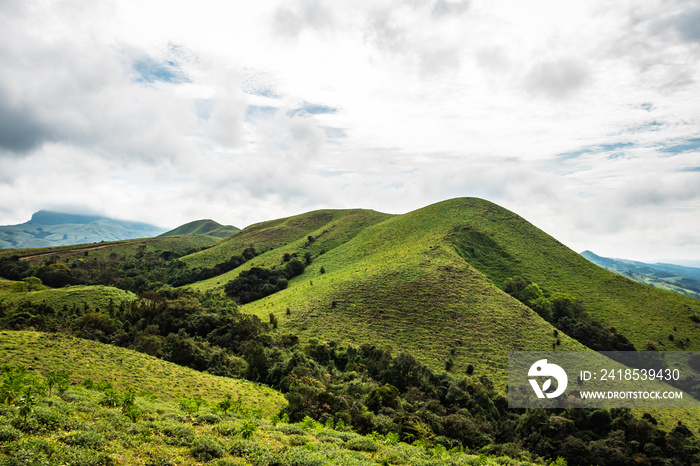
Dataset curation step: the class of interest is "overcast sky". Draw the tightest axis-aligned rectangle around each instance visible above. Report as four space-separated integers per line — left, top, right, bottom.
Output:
1 0 699 262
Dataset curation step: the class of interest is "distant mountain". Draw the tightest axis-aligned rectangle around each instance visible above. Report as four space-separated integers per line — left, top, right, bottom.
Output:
581 250 700 299
0 210 166 250
159 219 240 238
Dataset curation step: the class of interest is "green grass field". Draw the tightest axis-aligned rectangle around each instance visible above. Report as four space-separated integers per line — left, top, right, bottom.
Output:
0 330 285 415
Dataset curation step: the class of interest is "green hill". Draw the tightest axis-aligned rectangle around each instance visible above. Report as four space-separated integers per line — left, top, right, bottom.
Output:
3 198 700 464
179 198 700 380
160 219 241 238
0 330 285 414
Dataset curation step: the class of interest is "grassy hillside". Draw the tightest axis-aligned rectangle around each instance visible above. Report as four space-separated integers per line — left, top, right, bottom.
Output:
439 199 700 352
181 209 392 271
581 250 700 299
179 200 585 389
0 348 533 466
0 279 137 312
176 198 700 381
160 219 241 238
0 330 285 414
0 235 220 263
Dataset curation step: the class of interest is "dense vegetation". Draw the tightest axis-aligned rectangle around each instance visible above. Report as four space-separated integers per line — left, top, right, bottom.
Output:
0 244 258 291
2 284 700 464
502 276 639 352
2 359 534 466
3 198 700 464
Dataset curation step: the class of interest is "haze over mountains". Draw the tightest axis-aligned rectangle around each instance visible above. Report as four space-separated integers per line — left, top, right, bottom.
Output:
0 211 166 249
0 211 245 250
581 250 700 299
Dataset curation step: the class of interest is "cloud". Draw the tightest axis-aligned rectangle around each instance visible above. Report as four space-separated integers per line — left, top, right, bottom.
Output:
431 0 471 17
523 58 590 99
0 88 54 154
0 7 197 162
271 0 334 39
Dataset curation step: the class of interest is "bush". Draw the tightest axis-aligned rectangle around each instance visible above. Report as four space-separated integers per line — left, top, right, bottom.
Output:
190 435 225 461
195 412 221 424
288 434 310 446
34 405 73 432
345 436 380 452
0 423 21 442
280 424 306 436
60 430 106 450
159 422 195 446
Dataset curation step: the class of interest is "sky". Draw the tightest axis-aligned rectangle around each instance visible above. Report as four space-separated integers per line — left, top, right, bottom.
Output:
1 0 699 263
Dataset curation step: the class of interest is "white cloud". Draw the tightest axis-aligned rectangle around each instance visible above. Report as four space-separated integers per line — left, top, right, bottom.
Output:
0 0 699 262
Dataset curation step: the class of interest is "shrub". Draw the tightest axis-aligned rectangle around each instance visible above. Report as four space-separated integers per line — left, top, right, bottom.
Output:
34 405 72 432
239 420 256 439
0 438 57 466
190 435 225 461
159 422 195 446
0 423 21 442
60 430 106 450
346 436 380 452
195 412 221 424
214 421 238 437
288 434 309 446
281 448 327 466
280 424 305 436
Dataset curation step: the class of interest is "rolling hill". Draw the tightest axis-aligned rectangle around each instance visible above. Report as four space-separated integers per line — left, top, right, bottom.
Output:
0 330 285 414
159 219 240 238
5 198 700 380
3 197 700 463
0 210 166 249
180 198 700 375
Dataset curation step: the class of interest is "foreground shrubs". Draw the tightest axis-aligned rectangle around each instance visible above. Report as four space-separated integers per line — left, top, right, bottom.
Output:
190 435 225 461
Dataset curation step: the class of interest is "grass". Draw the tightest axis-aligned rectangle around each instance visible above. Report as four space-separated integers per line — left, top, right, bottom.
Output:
0 375 541 465
0 330 286 415
222 200 588 389
0 281 137 313
181 209 392 271
159 219 240 238
178 198 700 407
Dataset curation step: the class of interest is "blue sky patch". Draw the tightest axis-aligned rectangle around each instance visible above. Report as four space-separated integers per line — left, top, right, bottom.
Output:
287 102 337 118
133 57 188 84
557 142 634 160
246 105 278 121
659 137 700 154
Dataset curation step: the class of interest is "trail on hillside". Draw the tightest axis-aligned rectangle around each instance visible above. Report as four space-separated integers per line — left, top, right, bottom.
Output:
19 240 149 260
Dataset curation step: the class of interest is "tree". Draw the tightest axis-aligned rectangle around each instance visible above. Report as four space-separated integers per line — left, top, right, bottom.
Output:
18 387 37 431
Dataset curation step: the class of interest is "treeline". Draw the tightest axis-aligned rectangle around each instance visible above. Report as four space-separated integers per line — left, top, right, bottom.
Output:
1 287 699 465
503 276 637 352
224 259 305 304
0 246 259 293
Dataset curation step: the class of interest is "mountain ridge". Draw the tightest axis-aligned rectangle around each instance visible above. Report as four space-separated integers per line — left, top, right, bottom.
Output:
0 210 166 249
581 249 700 299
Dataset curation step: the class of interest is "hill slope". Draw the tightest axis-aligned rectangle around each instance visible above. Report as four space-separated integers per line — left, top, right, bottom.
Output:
0 330 285 413
179 198 700 382
160 219 240 238
0 210 166 249
183 200 586 386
